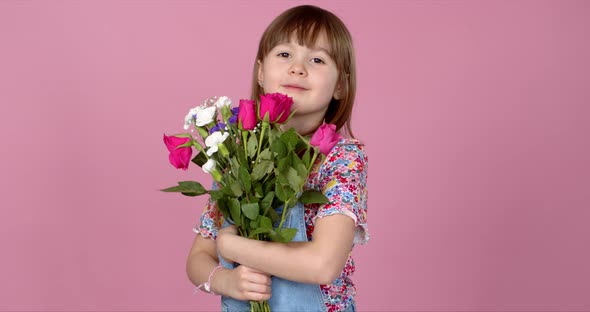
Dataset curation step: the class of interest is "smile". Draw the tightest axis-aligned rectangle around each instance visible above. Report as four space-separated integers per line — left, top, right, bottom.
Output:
283 85 308 91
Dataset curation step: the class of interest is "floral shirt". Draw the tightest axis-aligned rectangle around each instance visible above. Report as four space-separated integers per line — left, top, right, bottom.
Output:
194 137 369 312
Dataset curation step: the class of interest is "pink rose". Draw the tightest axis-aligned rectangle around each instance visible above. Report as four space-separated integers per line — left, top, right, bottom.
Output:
238 99 256 130
163 134 192 170
310 123 342 155
259 93 293 123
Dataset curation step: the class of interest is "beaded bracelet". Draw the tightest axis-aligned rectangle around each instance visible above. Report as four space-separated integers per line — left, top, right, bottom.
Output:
196 265 223 295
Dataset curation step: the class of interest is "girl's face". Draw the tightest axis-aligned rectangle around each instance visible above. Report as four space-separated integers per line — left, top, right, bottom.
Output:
258 32 342 123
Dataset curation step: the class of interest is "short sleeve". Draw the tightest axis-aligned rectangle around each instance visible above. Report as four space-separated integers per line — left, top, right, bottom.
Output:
314 141 369 245
193 196 224 240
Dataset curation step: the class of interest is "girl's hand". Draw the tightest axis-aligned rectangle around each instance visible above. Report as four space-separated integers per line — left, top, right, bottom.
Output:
213 265 272 301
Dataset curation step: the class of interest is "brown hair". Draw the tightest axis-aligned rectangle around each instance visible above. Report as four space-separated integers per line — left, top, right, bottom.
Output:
251 5 357 138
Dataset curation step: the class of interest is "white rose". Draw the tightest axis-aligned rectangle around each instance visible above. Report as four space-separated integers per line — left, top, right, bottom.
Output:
202 158 216 174
183 107 198 130
205 131 230 156
214 96 232 108
195 106 217 127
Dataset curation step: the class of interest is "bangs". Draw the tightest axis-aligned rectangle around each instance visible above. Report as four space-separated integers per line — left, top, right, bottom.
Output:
260 11 338 59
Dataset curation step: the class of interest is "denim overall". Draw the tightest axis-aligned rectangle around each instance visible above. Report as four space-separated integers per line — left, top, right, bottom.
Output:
218 202 357 312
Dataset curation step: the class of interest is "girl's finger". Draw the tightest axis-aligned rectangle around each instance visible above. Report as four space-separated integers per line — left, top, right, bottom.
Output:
241 266 272 285
245 282 272 295
247 271 272 286
244 291 271 301
242 266 265 274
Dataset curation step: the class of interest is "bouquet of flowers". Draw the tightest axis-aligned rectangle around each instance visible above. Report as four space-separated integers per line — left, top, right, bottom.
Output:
161 93 341 312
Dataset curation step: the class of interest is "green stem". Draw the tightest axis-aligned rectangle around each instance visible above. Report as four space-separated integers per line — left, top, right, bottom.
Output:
307 148 320 173
295 130 311 148
242 131 249 159
255 122 268 163
277 199 290 230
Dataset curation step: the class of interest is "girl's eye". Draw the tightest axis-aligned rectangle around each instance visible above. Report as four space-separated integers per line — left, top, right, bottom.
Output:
278 52 290 58
311 58 325 64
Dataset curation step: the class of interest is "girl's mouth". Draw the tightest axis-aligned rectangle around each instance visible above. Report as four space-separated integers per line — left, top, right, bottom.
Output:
283 85 307 91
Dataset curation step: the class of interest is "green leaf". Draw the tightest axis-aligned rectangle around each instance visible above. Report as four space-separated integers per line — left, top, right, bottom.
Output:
275 181 294 202
160 181 207 196
176 140 194 148
251 160 273 181
249 227 272 238
295 137 308 152
298 190 330 204
297 163 308 180
283 167 302 192
280 128 299 151
250 219 259 229
196 126 209 139
228 198 241 226
269 230 280 242
276 158 290 175
230 181 243 197
216 198 229 219
259 149 272 160
241 202 260 220
236 144 248 168
302 148 311 167
171 133 193 138
269 228 298 243
222 184 235 197
209 190 224 201
191 152 208 167
279 228 298 242
259 216 273 230
270 140 287 159
238 166 251 193
268 208 279 224
254 184 264 198
263 181 274 194
247 134 258 158
230 157 240 179
275 182 286 202
289 151 307 178
260 191 274 216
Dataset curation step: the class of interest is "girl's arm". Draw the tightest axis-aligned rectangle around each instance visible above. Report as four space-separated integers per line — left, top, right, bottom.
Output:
218 142 367 285
187 234 273 301
217 214 356 285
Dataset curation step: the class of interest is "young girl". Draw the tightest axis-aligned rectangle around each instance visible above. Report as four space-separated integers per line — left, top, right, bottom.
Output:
187 5 368 312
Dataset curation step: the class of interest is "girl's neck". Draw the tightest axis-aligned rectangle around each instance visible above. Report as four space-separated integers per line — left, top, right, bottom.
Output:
281 114 324 137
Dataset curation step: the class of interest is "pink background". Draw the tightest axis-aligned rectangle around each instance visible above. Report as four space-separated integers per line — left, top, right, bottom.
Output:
1 0 589 311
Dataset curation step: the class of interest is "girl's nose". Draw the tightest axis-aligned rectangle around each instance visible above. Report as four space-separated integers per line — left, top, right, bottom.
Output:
289 63 307 76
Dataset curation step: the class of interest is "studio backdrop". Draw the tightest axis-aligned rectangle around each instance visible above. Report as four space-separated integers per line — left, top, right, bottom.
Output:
0 0 589 311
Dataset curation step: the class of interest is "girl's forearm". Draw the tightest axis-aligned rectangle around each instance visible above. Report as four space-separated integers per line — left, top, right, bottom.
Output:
218 235 333 284
186 250 227 295
186 250 216 285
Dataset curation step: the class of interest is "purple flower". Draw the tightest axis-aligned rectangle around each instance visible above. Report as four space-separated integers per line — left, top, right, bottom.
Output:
228 115 238 124
231 107 239 115
209 122 226 134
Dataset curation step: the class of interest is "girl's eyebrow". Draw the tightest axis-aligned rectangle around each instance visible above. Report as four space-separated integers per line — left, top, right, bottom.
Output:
276 42 331 54
311 46 331 54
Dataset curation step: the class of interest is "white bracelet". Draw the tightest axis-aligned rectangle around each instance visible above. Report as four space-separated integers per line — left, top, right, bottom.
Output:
196 264 223 295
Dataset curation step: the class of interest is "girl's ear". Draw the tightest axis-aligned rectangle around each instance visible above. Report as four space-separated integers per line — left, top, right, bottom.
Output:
333 76 347 100
333 74 349 100
333 85 342 100
257 60 264 87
